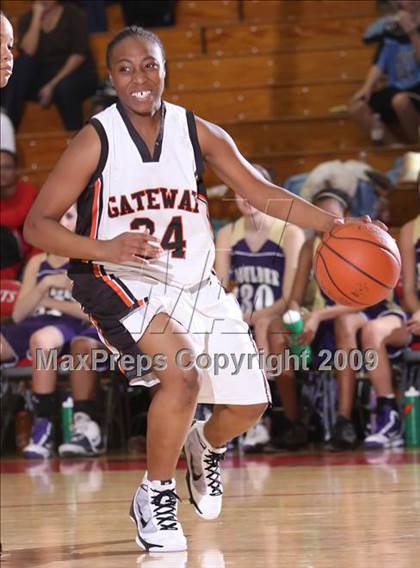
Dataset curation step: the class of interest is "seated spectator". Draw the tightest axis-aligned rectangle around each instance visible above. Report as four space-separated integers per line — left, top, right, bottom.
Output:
349 0 420 144
3 0 97 131
399 213 420 337
0 206 103 457
269 189 352 448
25 332 104 459
0 149 38 280
215 165 306 451
274 189 410 450
333 295 410 451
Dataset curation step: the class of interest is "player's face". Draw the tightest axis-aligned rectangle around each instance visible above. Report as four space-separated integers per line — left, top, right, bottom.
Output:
60 205 77 233
0 151 17 190
109 37 165 116
0 14 14 88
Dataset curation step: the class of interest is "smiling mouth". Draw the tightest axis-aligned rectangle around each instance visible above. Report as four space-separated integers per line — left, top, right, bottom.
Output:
131 90 152 100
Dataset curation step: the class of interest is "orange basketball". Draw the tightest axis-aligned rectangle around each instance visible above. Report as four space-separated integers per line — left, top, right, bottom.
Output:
314 222 401 308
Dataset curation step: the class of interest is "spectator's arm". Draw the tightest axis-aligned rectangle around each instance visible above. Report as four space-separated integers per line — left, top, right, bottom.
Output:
19 2 45 56
41 297 89 321
313 304 359 322
281 224 305 306
288 239 314 307
351 64 383 103
12 254 46 323
399 220 420 314
214 223 233 289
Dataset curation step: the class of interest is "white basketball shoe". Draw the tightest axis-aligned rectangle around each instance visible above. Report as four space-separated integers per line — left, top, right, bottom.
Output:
184 421 226 520
130 476 187 552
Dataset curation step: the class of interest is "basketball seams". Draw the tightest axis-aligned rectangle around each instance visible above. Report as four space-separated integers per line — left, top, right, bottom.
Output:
315 250 368 307
322 240 392 290
327 233 401 267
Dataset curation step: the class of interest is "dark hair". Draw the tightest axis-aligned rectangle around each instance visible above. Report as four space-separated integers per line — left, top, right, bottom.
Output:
312 188 351 212
106 26 166 69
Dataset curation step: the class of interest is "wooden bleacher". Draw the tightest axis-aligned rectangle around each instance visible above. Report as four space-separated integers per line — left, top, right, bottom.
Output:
3 0 418 225
166 48 373 91
204 17 374 55
241 0 377 21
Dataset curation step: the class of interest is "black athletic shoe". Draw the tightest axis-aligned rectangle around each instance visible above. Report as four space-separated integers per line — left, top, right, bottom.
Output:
328 416 359 451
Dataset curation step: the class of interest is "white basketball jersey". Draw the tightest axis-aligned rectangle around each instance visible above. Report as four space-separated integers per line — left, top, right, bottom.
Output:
76 101 215 287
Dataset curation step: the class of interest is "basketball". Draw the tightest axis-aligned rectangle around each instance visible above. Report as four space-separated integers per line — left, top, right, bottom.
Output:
314 222 401 308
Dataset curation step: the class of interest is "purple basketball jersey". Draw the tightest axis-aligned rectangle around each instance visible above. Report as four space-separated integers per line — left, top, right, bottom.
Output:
229 219 285 313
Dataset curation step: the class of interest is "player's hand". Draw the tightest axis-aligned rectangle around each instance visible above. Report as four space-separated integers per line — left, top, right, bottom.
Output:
299 312 320 345
329 217 388 235
38 83 54 108
100 231 164 265
407 310 420 335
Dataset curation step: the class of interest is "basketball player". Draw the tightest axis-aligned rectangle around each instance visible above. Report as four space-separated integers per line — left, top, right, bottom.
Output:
0 11 13 89
399 214 420 337
215 165 306 451
24 27 348 552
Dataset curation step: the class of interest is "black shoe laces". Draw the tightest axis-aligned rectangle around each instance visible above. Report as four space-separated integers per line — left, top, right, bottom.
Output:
203 450 224 496
150 488 180 530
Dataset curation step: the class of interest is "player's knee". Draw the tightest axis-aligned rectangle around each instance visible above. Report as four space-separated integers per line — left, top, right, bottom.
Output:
176 366 201 402
391 92 410 114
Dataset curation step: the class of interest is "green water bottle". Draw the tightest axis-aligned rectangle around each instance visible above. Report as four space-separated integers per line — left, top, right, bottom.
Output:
61 396 73 443
282 309 312 369
403 387 420 448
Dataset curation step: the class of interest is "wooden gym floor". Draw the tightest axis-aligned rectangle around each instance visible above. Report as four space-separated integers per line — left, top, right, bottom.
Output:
1 450 420 568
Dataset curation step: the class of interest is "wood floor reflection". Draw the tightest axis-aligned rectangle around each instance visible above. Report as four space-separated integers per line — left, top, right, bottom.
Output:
1 450 420 568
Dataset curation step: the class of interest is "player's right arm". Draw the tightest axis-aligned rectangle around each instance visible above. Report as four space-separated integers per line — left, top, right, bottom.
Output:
214 223 233 289
24 125 161 263
12 253 46 323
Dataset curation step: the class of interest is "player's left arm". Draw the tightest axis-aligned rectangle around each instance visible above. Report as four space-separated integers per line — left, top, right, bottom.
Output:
196 118 339 233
